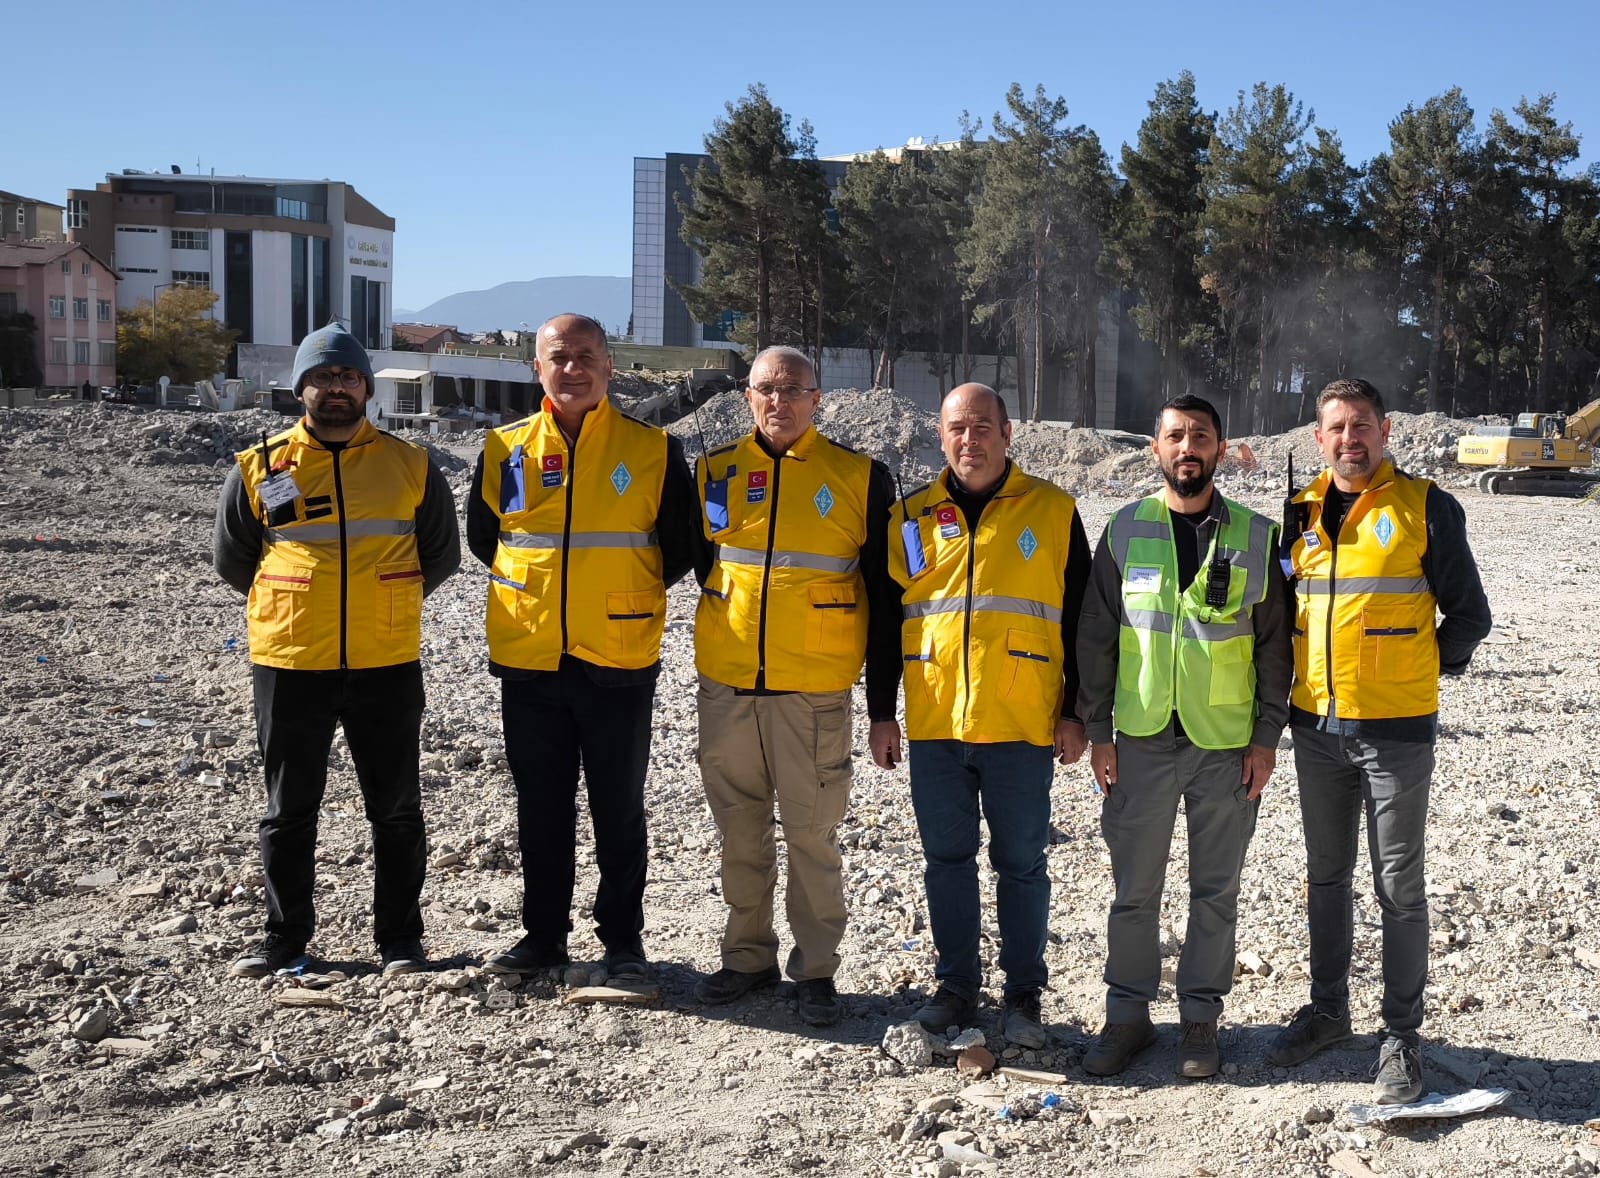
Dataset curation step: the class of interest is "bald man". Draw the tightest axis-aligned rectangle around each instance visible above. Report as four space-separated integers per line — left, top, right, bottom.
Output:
874 384 1091 1048
467 313 700 981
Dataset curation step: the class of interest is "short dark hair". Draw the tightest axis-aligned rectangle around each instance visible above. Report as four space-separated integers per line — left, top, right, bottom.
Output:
538 313 610 356
1316 378 1384 422
1155 393 1221 436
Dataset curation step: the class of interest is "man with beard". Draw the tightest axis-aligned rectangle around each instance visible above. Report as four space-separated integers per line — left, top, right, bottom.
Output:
213 322 461 978
1267 379 1489 1104
1076 394 1290 1079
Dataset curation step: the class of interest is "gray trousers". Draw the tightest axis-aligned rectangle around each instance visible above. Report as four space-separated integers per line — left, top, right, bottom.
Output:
1292 724 1434 1040
1101 724 1258 1024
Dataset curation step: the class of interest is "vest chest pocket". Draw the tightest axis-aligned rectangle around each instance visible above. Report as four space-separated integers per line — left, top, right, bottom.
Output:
805 584 858 653
606 587 664 665
376 560 423 640
1003 628 1055 702
1206 636 1255 706
1358 604 1424 682
250 563 313 643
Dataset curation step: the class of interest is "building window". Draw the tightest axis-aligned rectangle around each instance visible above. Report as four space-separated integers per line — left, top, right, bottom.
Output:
0 292 15 315
51 338 68 363
82 262 91 275
99 340 116 366
97 299 111 322
62 259 71 274
14 206 22 230
276 197 308 221
171 270 211 290
49 296 65 318
67 199 88 230
74 339 91 364
171 229 209 251
116 225 158 234
73 298 89 320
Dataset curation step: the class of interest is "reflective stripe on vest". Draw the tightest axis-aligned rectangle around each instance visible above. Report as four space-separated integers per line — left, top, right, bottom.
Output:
267 518 415 544
901 594 1063 623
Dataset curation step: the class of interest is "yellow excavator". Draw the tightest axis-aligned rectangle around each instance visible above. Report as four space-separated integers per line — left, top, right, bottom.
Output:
1455 397 1600 495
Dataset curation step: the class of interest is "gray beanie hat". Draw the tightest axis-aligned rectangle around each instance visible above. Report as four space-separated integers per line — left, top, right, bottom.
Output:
292 322 375 396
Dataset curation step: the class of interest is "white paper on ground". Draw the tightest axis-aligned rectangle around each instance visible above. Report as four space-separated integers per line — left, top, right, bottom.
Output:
1347 1088 1513 1126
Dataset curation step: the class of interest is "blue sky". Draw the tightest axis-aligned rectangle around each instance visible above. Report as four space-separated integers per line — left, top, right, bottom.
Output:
10 0 1597 311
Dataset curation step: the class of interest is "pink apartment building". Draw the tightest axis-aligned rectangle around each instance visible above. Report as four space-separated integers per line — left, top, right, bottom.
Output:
0 239 117 389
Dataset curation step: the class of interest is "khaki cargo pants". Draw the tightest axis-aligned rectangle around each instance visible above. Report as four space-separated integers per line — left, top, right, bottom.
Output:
696 675 854 980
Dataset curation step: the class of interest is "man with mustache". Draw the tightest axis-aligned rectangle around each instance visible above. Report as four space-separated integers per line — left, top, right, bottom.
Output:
875 383 1090 1049
213 322 461 979
690 345 897 1027
469 313 699 983
1268 378 1490 1104
1076 394 1290 1079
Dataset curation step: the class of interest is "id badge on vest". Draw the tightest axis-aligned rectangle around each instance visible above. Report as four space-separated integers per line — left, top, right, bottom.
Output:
259 472 302 526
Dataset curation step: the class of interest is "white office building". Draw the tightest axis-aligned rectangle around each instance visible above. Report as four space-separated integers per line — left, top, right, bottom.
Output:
67 171 394 357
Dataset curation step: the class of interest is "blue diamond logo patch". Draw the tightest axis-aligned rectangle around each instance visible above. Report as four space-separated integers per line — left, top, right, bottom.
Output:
1372 510 1395 549
610 462 632 495
814 483 834 518
1017 526 1038 560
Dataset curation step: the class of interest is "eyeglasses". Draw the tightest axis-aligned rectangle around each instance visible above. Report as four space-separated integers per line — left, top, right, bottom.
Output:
749 383 818 402
308 369 364 390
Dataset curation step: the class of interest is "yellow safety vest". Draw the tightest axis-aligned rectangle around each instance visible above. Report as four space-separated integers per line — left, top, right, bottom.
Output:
480 396 668 671
1289 460 1438 719
694 426 874 693
235 418 429 671
889 465 1077 747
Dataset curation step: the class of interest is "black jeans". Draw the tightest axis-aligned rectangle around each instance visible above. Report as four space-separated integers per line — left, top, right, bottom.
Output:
252 662 426 948
501 660 655 953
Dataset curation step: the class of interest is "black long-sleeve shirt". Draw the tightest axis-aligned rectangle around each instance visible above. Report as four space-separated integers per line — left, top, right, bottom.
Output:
466 418 700 683
866 462 1094 724
1076 490 1293 749
212 431 460 597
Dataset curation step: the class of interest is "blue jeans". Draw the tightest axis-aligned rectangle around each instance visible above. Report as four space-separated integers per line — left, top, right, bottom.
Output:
908 740 1053 999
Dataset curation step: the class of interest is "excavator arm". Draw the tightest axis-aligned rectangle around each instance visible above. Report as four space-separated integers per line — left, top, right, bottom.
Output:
1564 398 1600 446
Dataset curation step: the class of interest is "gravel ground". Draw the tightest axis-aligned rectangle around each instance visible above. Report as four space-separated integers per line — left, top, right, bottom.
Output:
0 396 1596 1178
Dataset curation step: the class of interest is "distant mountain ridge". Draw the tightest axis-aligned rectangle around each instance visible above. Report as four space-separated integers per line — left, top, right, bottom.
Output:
394 276 629 335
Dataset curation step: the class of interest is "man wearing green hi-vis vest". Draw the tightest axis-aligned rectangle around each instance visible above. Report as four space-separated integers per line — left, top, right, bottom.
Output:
1076 394 1291 1081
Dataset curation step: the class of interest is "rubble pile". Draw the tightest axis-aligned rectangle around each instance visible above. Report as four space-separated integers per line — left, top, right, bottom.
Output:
0 399 1595 1177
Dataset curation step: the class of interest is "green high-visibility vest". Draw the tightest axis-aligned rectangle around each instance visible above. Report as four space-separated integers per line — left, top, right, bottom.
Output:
1108 494 1277 749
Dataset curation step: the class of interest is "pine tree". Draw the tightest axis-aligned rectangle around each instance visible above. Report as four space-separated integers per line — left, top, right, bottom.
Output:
1114 72 1213 402
675 85 828 354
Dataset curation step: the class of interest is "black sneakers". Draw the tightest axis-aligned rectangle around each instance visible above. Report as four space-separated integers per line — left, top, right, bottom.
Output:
695 964 781 1005
229 933 308 979
1082 1018 1158 1077
1373 1036 1425 1104
914 986 978 1034
1177 1019 1220 1079
380 940 428 977
795 978 843 1027
485 935 570 975
1001 989 1047 1049
602 943 653 983
1267 1003 1354 1067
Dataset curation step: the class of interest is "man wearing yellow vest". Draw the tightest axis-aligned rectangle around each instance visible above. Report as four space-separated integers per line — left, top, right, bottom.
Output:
690 346 897 1026
468 314 698 981
213 322 461 979
873 383 1091 1049
1268 378 1490 1104
1076 394 1290 1079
